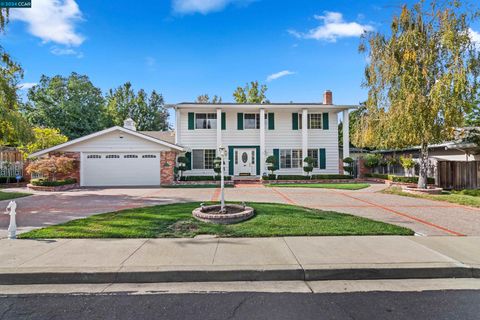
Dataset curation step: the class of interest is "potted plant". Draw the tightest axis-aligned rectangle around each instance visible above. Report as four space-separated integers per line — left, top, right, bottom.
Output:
265 155 277 180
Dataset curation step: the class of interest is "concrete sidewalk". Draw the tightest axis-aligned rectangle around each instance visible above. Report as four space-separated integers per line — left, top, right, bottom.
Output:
1 236 479 284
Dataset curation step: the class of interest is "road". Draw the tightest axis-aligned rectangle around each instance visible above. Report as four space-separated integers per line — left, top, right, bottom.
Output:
1 290 479 320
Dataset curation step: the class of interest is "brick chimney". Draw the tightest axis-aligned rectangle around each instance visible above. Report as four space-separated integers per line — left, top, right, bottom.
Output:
323 90 333 105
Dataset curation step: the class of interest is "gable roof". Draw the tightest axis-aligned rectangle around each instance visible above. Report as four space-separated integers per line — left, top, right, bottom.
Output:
30 126 184 158
140 131 175 144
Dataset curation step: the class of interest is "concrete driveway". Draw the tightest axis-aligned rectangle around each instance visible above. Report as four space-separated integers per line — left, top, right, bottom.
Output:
1 184 480 237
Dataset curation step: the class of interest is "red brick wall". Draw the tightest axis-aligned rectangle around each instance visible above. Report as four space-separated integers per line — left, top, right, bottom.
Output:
358 157 370 178
161 151 177 185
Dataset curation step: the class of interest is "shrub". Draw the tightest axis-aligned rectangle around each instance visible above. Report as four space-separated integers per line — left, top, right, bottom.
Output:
311 174 353 180
399 155 416 169
179 176 232 181
276 175 310 180
343 157 354 176
26 156 75 181
266 155 277 175
31 178 77 187
0 177 25 184
176 156 188 179
262 174 277 180
363 154 381 168
364 173 389 179
391 176 435 184
303 156 315 176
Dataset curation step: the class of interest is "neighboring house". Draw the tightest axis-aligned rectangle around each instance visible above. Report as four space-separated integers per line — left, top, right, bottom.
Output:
171 90 353 177
30 91 354 187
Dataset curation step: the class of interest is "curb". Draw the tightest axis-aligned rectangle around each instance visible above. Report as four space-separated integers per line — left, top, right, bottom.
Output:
1 266 478 285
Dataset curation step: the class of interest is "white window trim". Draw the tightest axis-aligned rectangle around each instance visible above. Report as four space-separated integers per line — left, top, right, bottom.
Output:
280 149 303 169
192 149 216 170
243 113 268 130
195 113 217 130
299 113 322 130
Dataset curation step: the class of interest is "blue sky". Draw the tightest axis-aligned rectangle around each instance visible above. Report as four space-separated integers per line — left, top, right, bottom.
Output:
4 0 480 109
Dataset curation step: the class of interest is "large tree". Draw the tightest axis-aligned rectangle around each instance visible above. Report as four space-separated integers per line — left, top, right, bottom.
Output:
104 83 169 131
21 127 68 158
0 9 33 146
233 81 268 103
24 73 105 140
355 0 480 188
196 94 222 103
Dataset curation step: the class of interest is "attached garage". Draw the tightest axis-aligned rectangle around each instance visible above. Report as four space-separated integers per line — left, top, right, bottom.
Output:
82 152 161 187
30 125 183 187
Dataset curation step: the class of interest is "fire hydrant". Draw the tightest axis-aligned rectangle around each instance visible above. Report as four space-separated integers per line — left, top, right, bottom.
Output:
5 201 17 239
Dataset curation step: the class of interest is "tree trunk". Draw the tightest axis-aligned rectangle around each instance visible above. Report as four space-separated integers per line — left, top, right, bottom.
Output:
417 143 429 189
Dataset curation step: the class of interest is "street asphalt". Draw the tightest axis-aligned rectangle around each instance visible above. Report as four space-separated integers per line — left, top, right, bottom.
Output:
1 289 479 320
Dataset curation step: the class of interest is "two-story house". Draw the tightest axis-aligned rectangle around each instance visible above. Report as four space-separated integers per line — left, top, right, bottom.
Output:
30 91 353 187
173 90 352 178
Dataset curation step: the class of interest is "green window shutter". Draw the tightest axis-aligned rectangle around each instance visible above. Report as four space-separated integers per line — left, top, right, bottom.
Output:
237 113 244 130
319 148 326 169
292 113 298 130
273 149 280 170
185 152 192 170
188 113 195 130
322 112 329 130
221 112 226 130
228 147 234 175
268 113 275 130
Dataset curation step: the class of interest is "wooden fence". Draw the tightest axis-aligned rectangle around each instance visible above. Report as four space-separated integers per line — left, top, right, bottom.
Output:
437 161 480 190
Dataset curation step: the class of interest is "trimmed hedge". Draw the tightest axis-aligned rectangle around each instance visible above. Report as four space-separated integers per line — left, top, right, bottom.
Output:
31 178 77 187
262 174 277 181
0 177 24 184
179 176 232 181
268 174 353 181
364 173 434 184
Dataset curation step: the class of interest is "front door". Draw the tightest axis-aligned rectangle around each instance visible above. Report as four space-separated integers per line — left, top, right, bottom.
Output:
234 148 256 176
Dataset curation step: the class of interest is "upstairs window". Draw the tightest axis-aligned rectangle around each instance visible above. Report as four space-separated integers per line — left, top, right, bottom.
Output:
244 113 268 129
299 114 322 129
195 113 217 129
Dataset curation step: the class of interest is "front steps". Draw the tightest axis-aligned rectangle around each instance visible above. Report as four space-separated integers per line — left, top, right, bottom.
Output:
233 176 263 187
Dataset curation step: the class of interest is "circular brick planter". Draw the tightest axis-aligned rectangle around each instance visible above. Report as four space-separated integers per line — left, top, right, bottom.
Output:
403 186 443 195
192 204 254 224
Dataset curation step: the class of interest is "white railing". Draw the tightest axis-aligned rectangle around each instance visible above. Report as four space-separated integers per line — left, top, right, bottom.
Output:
0 161 24 178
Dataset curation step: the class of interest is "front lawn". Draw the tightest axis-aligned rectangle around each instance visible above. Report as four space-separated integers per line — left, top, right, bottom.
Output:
0 190 32 201
382 186 480 208
19 202 413 238
266 183 370 190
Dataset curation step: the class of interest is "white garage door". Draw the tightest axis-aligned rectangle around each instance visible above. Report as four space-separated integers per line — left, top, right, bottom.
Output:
82 153 161 187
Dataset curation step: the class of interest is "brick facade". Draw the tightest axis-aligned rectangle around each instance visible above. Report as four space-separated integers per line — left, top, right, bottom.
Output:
160 151 177 185
357 157 371 178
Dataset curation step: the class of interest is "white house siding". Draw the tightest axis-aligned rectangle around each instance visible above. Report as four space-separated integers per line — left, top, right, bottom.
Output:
59 130 172 153
178 107 341 176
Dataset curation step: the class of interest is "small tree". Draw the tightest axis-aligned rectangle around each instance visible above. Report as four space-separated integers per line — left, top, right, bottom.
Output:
176 156 188 179
400 155 416 177
363 154 380 168
343 157 355 176
26 156 74 181
265 155 277 177
303 156 315 178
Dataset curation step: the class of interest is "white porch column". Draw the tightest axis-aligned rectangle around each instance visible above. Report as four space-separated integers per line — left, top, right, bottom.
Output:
260 108 266 176
175 107 180 145
302 109 308 175
216 108 222 152
342 109 350 159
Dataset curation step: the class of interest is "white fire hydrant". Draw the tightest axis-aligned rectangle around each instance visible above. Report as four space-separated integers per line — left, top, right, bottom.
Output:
5 201 17 239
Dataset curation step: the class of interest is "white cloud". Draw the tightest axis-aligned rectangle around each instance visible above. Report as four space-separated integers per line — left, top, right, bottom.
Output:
18 82 37 90
11 0 84 46
172 0 253 15
50 46 83 57
266 70 295 82
290 11 374 42
470 28 480 47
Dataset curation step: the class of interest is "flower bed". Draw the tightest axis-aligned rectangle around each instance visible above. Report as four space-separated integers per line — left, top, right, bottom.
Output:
172 180 234 186
264 179 356 185
28 178 78 191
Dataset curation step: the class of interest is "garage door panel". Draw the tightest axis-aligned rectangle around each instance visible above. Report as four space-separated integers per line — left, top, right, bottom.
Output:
83 153 161 186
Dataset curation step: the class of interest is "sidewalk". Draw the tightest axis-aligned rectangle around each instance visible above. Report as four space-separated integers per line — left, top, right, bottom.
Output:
0 236 479 285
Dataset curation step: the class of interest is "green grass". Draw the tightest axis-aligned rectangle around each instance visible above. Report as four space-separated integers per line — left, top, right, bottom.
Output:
266 183 370 190
382 186 480 208
163 184 234 189
19 202 413 239
0 190 32 201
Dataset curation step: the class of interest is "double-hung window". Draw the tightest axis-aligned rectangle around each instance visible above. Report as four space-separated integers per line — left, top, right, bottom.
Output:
307 149 319 168
195 113 217 129
299 114 322 129
244 113 268 129
192 149 216 169
280 149 303 169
